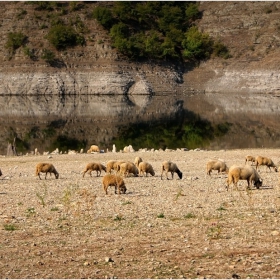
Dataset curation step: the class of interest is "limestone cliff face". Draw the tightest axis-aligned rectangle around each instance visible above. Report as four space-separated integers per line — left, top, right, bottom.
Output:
1 1 280 153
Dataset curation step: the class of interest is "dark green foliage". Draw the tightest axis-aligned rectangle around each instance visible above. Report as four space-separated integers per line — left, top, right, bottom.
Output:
5 32 27 52
113 113 231 151
50 135 87 152
92 1 224 62
41 48 56 63
23 46 36 60
182 26 213 60
92 6 114 29
212 41 231 59
46 24 84 50
33 1 54 11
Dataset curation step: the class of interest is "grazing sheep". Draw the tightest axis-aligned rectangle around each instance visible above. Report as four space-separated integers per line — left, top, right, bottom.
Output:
226 165 262 191
106 160 117 174
206 160 229 176
35 163 59 180
119 162 139 177
161 161 182 180
113 160 127 173
102 174 127 195
82 162 106 177
255 156 278 172
134 156 143 167
138 161 155 177
245 155 256 165
87 145 100 154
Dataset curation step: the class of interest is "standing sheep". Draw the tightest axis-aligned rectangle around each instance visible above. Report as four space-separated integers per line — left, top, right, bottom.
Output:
119 162 139 177
87 145 100 153
226 165 262 190
102 174 127 195
255 156 278 172
206 160 229 176
245 155 256 165
134 156 143 167
82 162 106 177
138 162 155 177
35 163 59 180
161 161 182 180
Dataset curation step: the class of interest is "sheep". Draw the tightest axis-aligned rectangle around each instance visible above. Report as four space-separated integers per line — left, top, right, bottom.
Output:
245 155 256 165
134 156 143 167
206 160 229 176
106 160 117 174
138 161 155 177
82 162 106 177
113 160 127 173
119 162 139 177
102 174 127 195
255 156 278 172
87 145 100 154
35 163 59 180
161 161 182 180
226 165 262 191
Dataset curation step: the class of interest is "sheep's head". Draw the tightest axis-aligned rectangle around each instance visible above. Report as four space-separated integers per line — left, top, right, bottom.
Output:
177 170 183 179
120 185 127 194
254 179 262 189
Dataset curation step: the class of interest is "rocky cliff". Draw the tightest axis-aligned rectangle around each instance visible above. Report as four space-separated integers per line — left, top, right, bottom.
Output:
1 1 280 154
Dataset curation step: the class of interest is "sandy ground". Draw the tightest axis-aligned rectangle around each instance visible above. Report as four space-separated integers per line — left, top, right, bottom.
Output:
1 148 280 279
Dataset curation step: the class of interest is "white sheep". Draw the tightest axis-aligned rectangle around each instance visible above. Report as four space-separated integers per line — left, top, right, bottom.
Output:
87 145 100 154
102 174 127 195
35 163 59 180
82 162 106 177
226 165 262 190
119 162 139 177
245 155 256 165
138 161 155 177
161 161 182 180
134 156 143 167
206 160 229 176
255 156 278 172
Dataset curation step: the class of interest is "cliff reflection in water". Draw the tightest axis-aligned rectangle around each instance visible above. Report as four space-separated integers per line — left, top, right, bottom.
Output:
0 92 280 154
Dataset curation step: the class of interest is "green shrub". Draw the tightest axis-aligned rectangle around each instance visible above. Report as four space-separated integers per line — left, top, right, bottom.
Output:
47 24 83 50
23 46 36 60
182 26 213 60
5 32 27 52
92 6 114 29
16 9 27 20
41 48 56 64
212 41 231 59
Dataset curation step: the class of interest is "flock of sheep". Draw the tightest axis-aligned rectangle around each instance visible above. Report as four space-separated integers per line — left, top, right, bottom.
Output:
34 157 183 195
31 153 279 195
207 155 278 190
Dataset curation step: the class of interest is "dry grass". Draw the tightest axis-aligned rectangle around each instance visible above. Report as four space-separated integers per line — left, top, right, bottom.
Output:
1 148 280 279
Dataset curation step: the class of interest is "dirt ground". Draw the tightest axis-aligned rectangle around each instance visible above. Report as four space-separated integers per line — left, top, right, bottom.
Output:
1 148 280 279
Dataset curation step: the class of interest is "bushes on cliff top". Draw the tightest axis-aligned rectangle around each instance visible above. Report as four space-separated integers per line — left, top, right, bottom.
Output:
46 24 85 50
5 32 27 53
92 2 229 61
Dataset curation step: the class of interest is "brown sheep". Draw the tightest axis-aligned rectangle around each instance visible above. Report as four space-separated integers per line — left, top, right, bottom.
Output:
138 162 155 177
82 162 106 177
226 165 262 191
106 160 117 174
206 160 229 176
113 160 127 173
102 174 127 195
35 163 59 180
119 162 139 177
87 145 100 154
161 161 182 180
134 156 143 167
245 155 256 165
255 156 278 172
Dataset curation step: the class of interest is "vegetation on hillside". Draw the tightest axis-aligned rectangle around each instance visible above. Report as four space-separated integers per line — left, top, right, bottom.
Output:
92 1 230 61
